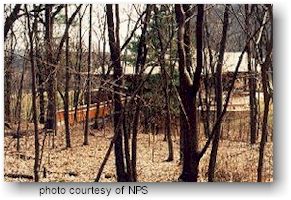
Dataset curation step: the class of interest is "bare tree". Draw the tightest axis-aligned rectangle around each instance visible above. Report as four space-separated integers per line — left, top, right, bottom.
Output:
245 4 258 145
34 5 46 124
44 4 56 132
74 8 85 121
46 4 82 132
4 5 18 124
257 5 272 182
64 4 71 148
4 28 13 123
208 4 229 182
175 4 204 182
4 4 22 40
15 51 27 152
106 4 127 181
153 5 173 161
131 4 153 181
83 4 93 146
25 4 40 182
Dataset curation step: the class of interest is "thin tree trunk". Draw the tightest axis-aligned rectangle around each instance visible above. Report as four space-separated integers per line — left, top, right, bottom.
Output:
93 16 107 129
163 69 174 161
245 5 257 144
257 53 271 182
257 90 270 182
208 4 229 182
106 4 127 181
204 18 215 138
257 38 272 182
33 5 45 124
64 5 71 148
123 96 133 181
15 53 26 152
202 69 211 138
202 26 212 138
74 12 83 122
154 6 173 161
183 4 193 77
84 4 92 146
131 102 140 181
4 4 21 40
25 4 40 182
4 68 11 122
36 46 45 124
45 4 56 133
131 4 153 181
5 21 14 123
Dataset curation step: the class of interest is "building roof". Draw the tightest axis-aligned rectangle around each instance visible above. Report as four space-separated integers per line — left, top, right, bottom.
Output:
222 52 249 72
203 51 261 74
93 61 161 75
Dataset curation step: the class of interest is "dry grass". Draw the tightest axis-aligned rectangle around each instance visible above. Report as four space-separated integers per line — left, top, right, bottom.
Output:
4 123 273 182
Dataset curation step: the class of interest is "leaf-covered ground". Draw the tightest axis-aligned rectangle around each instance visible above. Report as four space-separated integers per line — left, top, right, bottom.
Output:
4 123 273 182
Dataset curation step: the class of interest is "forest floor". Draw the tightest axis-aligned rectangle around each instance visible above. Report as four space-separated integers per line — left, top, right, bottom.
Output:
4 123 273 182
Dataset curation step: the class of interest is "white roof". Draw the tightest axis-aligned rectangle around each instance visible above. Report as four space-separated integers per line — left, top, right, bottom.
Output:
93 61 161 75
92 51 259 75
203 51 260 73
222 52 249 72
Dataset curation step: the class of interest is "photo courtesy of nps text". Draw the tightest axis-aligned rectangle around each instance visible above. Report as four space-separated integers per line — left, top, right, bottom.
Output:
39 186 149 196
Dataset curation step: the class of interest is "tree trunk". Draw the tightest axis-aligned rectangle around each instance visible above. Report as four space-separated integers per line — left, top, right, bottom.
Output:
257 54 271 182
175 4 204 182
5 18 14 123
131 5 153 181
4 4 21 40
36 35 46 124
74 12 83 122
202 73 211 139
5 54 12 123
164 69 174 162
245 5 257 144
106 4 127 181
25 4 40 182
32 5 45 124
208 5 229 182
132 100 140 181
64 5 71 148
45 5 56 132
123 96 133 181
84 4 92 146
153 6 173 161
93 17 107 129
257 39 272 182
15 53 26 152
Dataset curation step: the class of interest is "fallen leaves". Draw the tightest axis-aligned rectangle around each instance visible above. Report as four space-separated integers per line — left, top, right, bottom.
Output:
4 124 273 182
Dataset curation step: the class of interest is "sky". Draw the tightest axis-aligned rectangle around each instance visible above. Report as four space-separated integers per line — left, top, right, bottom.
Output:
4 4 144 54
